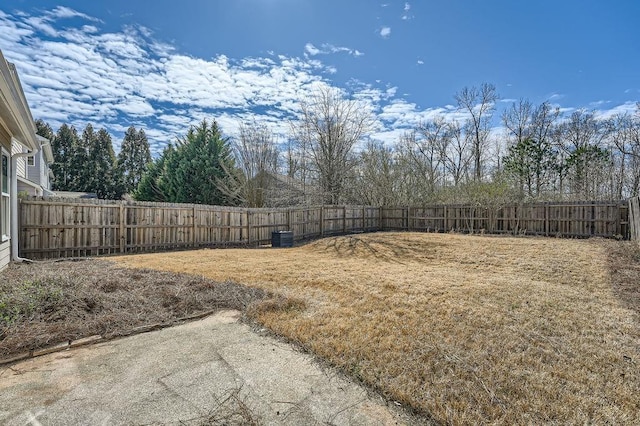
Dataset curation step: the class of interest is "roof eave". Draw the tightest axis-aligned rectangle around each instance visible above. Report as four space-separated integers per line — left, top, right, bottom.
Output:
0 50 39 152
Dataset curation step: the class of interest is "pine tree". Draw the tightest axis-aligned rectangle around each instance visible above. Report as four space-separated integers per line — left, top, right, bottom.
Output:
35 119 54 141
86 128 119 199
170 120 239 205
50 124 81 191
133 119 241 205
69 124 95 192
117 126 152 195
134 145 173 202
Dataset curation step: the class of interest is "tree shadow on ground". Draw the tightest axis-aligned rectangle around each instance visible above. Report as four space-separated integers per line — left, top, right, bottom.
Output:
309 234 445 264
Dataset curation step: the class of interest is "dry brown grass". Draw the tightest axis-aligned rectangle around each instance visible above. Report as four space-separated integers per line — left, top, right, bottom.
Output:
110 232 640 425
0 259 268 357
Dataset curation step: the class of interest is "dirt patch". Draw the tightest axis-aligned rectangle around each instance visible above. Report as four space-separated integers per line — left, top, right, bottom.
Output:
111 232 640 425
0 259 269 358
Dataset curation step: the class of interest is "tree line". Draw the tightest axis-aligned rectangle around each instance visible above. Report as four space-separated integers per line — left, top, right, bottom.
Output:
35 120 152 199
37 83 640 207
229 84 640 207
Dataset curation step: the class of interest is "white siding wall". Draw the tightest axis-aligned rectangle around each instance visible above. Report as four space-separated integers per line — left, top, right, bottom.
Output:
11 140 26 179
0 240 9 271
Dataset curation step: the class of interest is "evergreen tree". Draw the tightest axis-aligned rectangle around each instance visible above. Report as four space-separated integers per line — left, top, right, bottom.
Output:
86 128 120 199
133 119 241 205
35 119 54 141
503 137 559 199
70 124 95 192
134 145 173 202
117 126 152 195
50 124 81 191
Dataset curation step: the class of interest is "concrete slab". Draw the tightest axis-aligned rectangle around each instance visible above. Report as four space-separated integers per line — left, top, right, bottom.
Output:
0 310 408 425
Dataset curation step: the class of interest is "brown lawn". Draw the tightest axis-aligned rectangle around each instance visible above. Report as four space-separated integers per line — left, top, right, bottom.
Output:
110 232 640 425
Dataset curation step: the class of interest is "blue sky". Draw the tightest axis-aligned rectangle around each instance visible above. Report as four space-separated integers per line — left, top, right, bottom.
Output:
2 0 639 155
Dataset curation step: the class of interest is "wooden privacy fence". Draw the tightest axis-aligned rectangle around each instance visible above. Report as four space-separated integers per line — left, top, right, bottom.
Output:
18 198 629 259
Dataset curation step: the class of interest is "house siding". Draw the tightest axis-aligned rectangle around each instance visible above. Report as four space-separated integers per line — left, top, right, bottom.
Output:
0 239 9 271
29 150 49 191
11 141 26 179
18 178 40 196
27 152 39 182
0 120 9 144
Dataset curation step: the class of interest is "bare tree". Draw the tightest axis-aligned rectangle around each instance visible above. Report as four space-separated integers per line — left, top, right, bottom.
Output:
290 86 373 204
559 109 611 199
415 117 448 191
395 131 432 204
441 119 472 187
354 141 400 205
454 83 499 181
502 98 533 145
608 104 640 198
233 122 279 207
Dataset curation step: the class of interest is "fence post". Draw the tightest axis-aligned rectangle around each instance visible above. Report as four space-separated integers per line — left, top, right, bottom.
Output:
343 205 347 234
320 206 324 237
443 205 448 232
119 203 125 253
192 206 197 247
545 204 549 236
246 210 251 245
405 206 409 230
362 206 366 231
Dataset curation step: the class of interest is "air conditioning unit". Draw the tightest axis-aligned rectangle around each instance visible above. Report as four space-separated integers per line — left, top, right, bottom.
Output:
271 231 293 248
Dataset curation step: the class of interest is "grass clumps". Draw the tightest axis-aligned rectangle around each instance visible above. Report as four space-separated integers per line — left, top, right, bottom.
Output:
0 279 65 327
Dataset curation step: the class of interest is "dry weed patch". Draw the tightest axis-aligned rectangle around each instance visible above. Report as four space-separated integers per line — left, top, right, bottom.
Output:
0 259 268 357
111 232 640 424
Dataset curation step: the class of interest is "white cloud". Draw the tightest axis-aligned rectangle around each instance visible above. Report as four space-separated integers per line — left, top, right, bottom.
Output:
402 2 413 20
548 93 565 101
2 7 373 151
304 43 321 56
304 42 364 57
46 6 103 23
380 27 391 38
417 60 424 65
593 101 638 119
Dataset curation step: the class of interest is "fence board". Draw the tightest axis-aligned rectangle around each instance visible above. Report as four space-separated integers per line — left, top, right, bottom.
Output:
17 198 629 259
629 197 640 240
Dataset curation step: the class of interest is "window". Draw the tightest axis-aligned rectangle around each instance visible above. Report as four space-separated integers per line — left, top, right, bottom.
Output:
1 151 9 241
27 155 34 166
